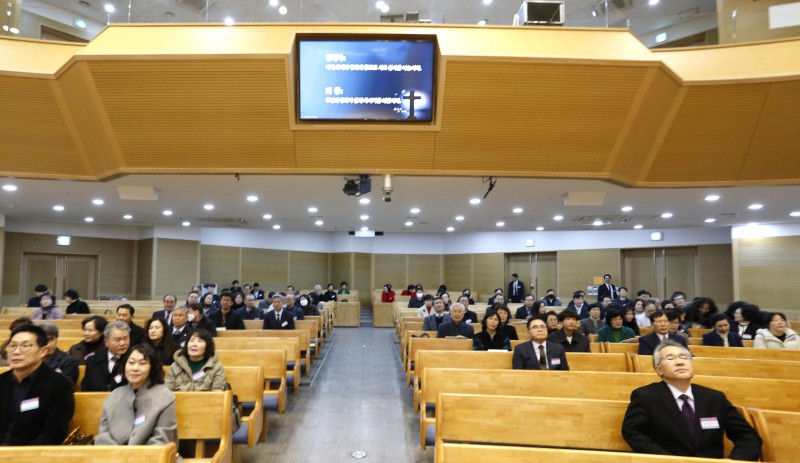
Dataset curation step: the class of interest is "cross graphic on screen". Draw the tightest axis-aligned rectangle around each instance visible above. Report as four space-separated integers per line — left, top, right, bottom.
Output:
403 90 422 120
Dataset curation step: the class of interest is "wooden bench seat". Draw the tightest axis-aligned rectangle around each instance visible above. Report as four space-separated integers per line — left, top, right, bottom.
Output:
225 366 264 448
71 391 232 463
405 337 472 386
439 443 723 463
0 444 178 462
633 355 800 381
690 345 800 361
216 350 288 414
217 329 311 372
749 407 800 463
213 337 301 393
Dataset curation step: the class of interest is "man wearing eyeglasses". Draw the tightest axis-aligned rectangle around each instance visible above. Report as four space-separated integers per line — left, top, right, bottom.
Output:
0 324 75 445
622 340 761 460
512 317 569 370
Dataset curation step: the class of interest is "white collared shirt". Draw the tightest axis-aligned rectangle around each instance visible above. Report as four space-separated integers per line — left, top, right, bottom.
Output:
666 382 694 413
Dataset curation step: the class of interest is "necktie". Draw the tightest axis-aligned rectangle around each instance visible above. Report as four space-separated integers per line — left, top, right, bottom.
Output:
679 394 696 438
538 344 547 369
110 355 119 374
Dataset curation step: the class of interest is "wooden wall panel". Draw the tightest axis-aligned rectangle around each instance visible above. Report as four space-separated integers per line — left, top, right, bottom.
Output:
535 253 558 300
472 253 504 302
698 244 733 303
717 0 800 44
0 227 4 303
200 245 241 290
408 254 441 294
353 253 371 307
1 232 23 306
443 254 472 296
734 236 800 309
374 254 407 292
154 238 199 298
136 238 153 300
288 251 328 292
330 253 352 292
240 248 287 294
557 249 621 299
96 239 136 298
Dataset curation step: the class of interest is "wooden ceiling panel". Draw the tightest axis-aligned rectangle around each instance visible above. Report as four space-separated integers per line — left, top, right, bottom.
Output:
87 59 295 170
645 83 770 183
295 131 435 171
433 61 648 175
0 76 85 177
740 80 800 181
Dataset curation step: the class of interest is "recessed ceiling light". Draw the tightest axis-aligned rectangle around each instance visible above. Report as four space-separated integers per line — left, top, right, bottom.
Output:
203 204 214 211
621 206 633 212
536 226 544 231
593 220 603 226
496 221 505 227
553 215 563 221
648 0 659 5
512 207 523 214
224 16 234 26
790 211 800 217
359 215 369 221
84 217 94 222
53 205 65 212
92 199 104 205
315 220 324 226
104 3 115 13
360 226 369 232
404 221 413 227
633 224 643 229
469 198 481 205
410 207 420 214
246 195 258 202
748 204 763 210
123 214 132 220
359 198 370 205
278 5 288 14
163 210 173 216
455 215 465 221
269 0 278 6
182 221 191 227
446 226 455 232
2 184 17 191
748 222 758 226
483 0 492 5
661 212 673 218
705 194 720 202
308 207 318 213
477 19 487 26
272 224 281 230
263 214 272 220
705 218 716 223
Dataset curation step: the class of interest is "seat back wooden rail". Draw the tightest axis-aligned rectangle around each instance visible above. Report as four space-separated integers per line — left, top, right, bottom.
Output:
749 407 800 463
216 350 288 414
633 354 800 381
406 337 472 386
213 337 301 393
689 345 800 361
438 443 724 463
224 366 264 448
0 444 178 463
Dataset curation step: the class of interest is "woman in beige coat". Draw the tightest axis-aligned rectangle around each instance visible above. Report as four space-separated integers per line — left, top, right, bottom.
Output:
165 329 226 391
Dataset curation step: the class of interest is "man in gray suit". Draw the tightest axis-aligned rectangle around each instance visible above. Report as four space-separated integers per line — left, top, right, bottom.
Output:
422 297 450 331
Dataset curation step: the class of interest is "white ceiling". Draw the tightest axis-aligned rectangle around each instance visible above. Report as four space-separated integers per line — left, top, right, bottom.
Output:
2 174 799 233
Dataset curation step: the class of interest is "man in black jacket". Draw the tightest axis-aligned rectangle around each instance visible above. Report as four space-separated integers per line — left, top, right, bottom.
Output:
0 324 75 445
116 303 145 346
81 321 131 392
39 322 79 384
548 310 590 353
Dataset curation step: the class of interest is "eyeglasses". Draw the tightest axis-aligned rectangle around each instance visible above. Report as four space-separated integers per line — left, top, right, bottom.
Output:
5 343 37 353
529 325 547 331
660 353 692 362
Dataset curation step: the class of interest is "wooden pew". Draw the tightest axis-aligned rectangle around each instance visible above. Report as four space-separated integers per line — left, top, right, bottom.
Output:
296 318 322 356
436 393 631 459
438 443 723 463
217 329 311 371
605 342 640 354
372 302 395 327
633 355 800 381
418 368 800 449
213 337 301 393
334 301 361 327
71 391 232 463
406 337 472 386
688 328 713 338
224 366 264 448
690 345 800 361
0 444 178 463
58 337 81 351
749 408 800 463
216 350 288 414
566 352 632 372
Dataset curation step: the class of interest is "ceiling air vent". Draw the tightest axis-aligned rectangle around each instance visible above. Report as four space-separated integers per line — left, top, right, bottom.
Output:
175 0 214 14
195 217 248 227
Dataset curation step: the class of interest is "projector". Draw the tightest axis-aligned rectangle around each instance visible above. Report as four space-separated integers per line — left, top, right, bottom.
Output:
343 174 372 197
343 179 360 196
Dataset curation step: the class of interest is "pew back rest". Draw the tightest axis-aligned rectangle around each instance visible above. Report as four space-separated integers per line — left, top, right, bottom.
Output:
436 393 630 452
0 444 178 463
217 329 309 353
409 338 473 369
749 408 800 463
566 352 631 372
439 443 724 463
690 345 800 361
213 337 299 362
215 350 286 382
633 355 800 381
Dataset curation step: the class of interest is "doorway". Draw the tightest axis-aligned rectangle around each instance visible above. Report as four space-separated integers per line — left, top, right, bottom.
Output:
621 247 698 300
22 253 98 304
506 252 557 300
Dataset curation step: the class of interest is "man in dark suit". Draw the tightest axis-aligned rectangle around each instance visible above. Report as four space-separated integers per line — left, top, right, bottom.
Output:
152 293 178 325
597 273 617 302
512 317 569 370
115 303 145 346
81 321 131 392
622 340 761 460
638 310 689 355
209 293 246 330
170 307 193 347
515 295 537 320
458 295 479 324
702 313 744 347
40 322 79 384
263 294 295 330
437 303 474 338
0 324 75 445
508 274 525 303
251 283 265 300
548 310 591 353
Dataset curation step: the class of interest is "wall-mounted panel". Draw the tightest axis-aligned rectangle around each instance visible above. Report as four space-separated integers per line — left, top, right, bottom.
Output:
408 254 441 293
154 238 199 297
698 244 733 303
558 249 621 299
200 245 241 290
472 253 504 301
330 253 352 291
734 236 800 309
374 254 407 292
136 238 154 299
241 248 288 293
443 254 471 295
288 250 328 291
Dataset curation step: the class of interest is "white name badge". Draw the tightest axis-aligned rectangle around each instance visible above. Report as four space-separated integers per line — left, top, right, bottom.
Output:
550 358 562 366
700 417 720 430
281 321 288 327
742 334 752 340
114 374 123 383
216 327 226 331
134 413 146 427
192 370 206 381
20 397 40 412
